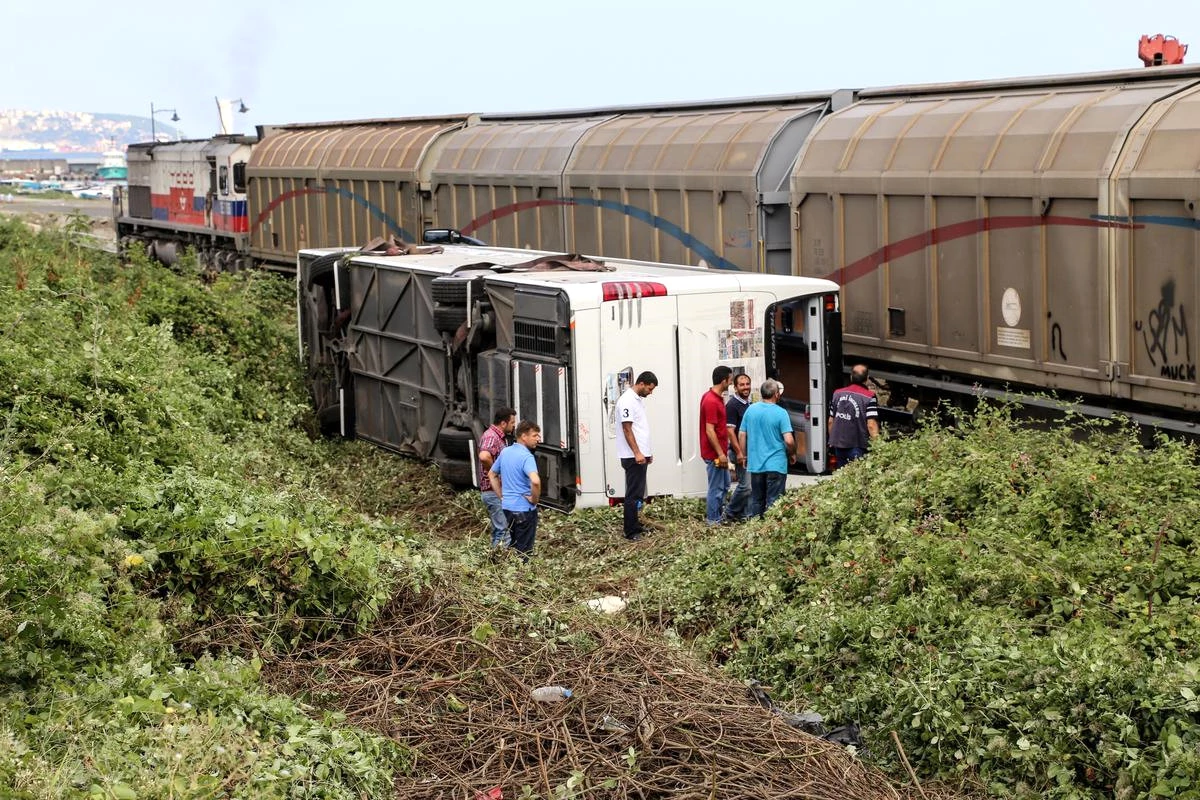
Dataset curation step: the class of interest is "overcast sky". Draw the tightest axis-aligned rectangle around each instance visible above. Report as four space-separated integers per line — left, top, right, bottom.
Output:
2 0 1196 137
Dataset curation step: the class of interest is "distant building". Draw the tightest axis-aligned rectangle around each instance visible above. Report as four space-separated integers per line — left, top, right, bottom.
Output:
0 157 69 178
67 157 102 176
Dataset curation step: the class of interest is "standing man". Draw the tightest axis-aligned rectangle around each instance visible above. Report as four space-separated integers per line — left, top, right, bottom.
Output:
488 420 542 558
477 407 517 548
739 379 795 517
699 365 733 526
723 372 753 523
615 371 658 541
828 364 880 468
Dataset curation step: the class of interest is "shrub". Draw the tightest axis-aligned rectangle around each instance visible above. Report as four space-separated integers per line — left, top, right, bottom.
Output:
0 218 420 795
645 405 1200 799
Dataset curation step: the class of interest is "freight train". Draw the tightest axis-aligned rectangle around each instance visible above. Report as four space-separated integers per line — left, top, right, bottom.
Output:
114 54 1200 434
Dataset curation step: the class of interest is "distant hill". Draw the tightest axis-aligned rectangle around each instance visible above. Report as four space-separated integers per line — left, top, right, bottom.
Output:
0 110 184 153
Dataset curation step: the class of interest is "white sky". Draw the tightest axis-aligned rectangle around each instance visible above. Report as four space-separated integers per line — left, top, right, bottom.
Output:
2 0 1196 138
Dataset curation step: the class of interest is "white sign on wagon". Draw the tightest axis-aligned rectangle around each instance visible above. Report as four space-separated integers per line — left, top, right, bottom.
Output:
1001 288 1022 327
996 327 1031 349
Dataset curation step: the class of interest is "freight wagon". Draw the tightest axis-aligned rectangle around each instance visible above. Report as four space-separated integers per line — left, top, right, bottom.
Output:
243 92 850 273
298 245 841 503
792 65 1200 431
246 116 470 269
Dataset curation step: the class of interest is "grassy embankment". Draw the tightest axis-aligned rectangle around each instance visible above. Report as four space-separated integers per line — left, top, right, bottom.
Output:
3 214 1196 799
0 218 419 797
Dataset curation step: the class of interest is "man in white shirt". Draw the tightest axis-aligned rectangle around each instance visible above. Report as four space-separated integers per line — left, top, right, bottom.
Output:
614 371 658 541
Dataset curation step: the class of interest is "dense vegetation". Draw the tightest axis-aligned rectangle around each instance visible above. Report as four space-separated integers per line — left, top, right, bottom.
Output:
0 217 424 797
4 213 1198 799
643 406 1200 799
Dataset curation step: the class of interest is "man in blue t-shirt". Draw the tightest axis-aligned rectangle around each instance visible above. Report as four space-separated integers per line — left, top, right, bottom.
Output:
487 420 542 557
738 379 796 518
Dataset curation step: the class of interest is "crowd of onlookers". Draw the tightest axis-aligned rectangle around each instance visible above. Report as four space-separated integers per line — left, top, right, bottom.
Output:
475 364 880 557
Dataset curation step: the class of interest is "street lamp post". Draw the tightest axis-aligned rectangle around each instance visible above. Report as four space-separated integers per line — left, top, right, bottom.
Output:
150 102 180 142
214 97 250 135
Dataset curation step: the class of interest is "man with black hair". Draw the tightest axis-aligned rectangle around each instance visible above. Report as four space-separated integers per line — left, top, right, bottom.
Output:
699 365 733 525
477 407 517 548
615 371 658 541
828 364 880 468
489 420 542 557
723 372 753 523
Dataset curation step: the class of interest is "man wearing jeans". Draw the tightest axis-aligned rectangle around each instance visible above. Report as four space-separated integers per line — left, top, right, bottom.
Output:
699 365 733 526
739 379 795 517
615 371 657 541
723 373 753 523
477 407 516 548
488 420 542 558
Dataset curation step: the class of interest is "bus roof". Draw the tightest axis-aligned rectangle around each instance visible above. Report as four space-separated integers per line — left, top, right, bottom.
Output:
333 245 838 301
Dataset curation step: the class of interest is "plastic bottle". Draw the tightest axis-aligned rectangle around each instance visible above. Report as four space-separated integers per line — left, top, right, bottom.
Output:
530 685 573 702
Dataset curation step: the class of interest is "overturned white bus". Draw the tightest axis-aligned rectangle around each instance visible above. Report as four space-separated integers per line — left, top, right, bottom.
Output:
299 245 841 510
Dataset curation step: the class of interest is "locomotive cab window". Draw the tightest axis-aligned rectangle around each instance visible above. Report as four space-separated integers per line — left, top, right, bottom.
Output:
219 166 229 195
232 162 246 193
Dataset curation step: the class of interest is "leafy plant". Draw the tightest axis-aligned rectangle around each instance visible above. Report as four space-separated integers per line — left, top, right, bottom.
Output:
645 404 1200 799
0 217 422 794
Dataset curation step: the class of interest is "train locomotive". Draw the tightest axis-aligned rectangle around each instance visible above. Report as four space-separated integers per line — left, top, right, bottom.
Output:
114 51 1200 433
116 135 256 273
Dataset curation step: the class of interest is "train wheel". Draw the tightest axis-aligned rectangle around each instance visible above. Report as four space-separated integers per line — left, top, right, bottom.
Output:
151 239 178 266
196 249 214 277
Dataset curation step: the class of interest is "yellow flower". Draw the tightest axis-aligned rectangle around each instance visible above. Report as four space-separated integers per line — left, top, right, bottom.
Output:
123 554 145 567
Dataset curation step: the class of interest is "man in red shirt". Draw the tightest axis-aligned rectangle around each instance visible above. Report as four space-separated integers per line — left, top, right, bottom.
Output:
699 365 733 525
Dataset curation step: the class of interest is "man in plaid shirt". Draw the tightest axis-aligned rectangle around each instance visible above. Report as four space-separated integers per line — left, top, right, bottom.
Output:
478 407 517 547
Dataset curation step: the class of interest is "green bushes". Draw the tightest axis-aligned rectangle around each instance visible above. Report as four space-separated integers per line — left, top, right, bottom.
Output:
0 472 167 686
645 405 1200 799
0 656 406 799
0 218 418 796
120 468 407 634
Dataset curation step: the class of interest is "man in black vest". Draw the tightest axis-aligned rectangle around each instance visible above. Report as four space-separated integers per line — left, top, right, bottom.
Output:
828 364 879 468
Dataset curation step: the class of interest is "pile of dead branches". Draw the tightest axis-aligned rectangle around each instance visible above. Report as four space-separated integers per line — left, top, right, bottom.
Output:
266 590 953 800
